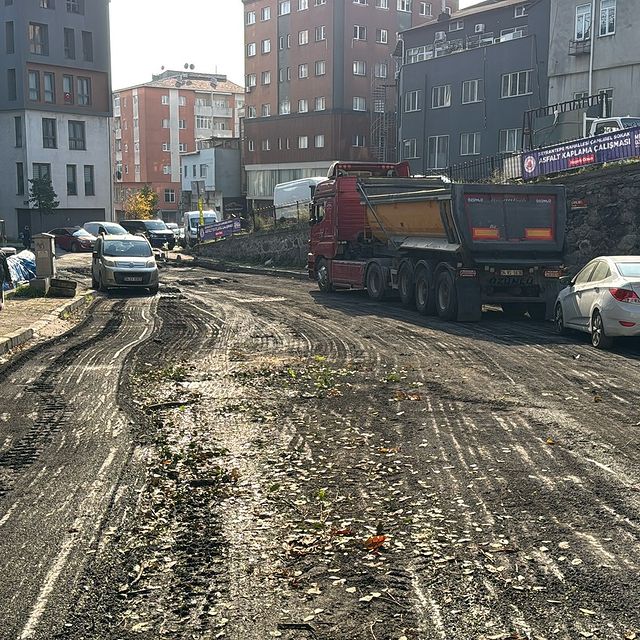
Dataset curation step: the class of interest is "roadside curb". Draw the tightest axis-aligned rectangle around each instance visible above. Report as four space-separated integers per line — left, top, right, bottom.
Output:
176 256 309 281
0 292 94 357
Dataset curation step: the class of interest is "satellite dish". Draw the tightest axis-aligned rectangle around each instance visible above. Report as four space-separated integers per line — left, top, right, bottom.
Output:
184 63 189 69
189 64 195 70
161 65 165 71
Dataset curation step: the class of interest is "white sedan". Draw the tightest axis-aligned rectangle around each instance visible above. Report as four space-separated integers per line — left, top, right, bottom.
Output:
554 256 640 349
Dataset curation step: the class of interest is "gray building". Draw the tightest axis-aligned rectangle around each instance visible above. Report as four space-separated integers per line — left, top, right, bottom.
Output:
0 0 112 240
398 0 550 174
548 0 639 118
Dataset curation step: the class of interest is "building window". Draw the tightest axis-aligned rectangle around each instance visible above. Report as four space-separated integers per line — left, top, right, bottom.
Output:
67 164 77 196
247 42 256 56
404 90 420 112
29 23 49 55
462 79 482 104
353 134 366 147
514 4 527 17
575 4 592 40
353 96 366 111
376 28 388 43
353 25 366 40
42 117 57 148
499 128 521 153
63 74 74 103
66 0 83 14
261 39 271 53
297 98 308 113
599 0 615 36
16 162 24 195
178 96 186 106
247 106 256 118
315 0 326 4
261 71 271 85
353 60 366 75
77 77 91 105
262 103 271 116
315 96 326 111
376 0 389 7
449 20 464 31
315 25 326 41
179 143 187 152
315 134 325 148
279 1 291 15
33 163 51 180
354 0 368 4
299 0 308 9
403 139 417 159
419 2 431 16
261 6 271 20
162 165 170 175
246 10 256 24
299 29 309 45
179 119 186 129
299 63 309 78
248 140 255 151
82 31 93 61
7 68 16 101
247 73 257 87
279 35 285 50
298 135 308 149
43 72 55 103
161 95 169 105
315 60 326 75
279 99 291 114
196 115 212 128
261 139 270 151
161 118 170 128
40 0 55 7
68 120 86 150
460 132 480 156
164 188 175 203
397 0 412 11
501 70 532 98
374 62 388 78
432 84 451 108
427 135 448 168
5 21 14 54
162 142 170 151
28 70 40 101
14 116 22 147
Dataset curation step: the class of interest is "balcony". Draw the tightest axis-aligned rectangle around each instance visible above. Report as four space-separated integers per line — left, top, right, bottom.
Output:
194 105 233 118
569 39 591 56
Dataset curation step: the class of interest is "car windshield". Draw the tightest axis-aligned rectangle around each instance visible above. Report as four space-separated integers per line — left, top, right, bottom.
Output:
144 221 167 230
103 240 152 258
616 262 640 277
189 215 217 228
73 229 93 237
104 223 126 234
621 118 640 129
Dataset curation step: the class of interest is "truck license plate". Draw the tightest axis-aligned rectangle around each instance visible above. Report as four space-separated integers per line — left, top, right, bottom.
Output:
500 269 523 276
124 276 143 282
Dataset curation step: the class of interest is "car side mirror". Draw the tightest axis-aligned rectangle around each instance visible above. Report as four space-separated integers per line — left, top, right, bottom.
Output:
558 275 573 285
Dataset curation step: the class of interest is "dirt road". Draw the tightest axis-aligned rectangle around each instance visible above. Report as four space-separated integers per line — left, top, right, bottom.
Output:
1 262 638 640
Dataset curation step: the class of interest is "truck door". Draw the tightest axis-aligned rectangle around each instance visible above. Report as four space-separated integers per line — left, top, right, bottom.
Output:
309 199 336 259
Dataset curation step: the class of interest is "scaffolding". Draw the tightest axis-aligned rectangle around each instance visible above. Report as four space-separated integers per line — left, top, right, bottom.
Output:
370 81 397 163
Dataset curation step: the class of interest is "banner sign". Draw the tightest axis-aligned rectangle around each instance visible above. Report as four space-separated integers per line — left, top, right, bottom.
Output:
522 126 640 179
199 218 241 242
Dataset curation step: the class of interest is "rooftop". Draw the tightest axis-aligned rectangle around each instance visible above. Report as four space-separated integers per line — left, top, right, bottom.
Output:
115 71 244 94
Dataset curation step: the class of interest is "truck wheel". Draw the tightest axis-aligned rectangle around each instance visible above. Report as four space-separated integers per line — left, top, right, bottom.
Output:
315 258 333 293
414 268 435 315
435 270 458 320
398 263 414 307
366 263 386 301
527 303 546 321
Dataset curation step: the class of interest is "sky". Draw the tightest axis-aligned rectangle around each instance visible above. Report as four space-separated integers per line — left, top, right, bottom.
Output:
109 0 482 91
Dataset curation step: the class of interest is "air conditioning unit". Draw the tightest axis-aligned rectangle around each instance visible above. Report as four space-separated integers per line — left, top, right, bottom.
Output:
475 23 485 33
434 31 446 42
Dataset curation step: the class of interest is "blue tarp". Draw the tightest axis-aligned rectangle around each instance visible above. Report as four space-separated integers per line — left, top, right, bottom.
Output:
3 250 36 290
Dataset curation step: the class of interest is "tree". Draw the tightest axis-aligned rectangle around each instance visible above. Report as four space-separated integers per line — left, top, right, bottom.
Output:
124 184 158 220
29 177 60 230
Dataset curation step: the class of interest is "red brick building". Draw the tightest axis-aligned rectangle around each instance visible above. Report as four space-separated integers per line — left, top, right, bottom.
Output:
112 71 244 222
242 0 458 209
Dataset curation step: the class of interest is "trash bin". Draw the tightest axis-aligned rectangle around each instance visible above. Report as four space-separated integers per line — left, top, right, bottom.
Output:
33 233 57 278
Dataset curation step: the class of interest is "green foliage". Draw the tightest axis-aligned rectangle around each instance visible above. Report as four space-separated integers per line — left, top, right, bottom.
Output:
28 177 60 215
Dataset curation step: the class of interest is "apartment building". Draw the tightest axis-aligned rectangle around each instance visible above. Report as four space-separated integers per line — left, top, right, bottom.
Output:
112 70 244 222
242 0 458 210
0 0 112 239
548 0 638 117
398 0 550 173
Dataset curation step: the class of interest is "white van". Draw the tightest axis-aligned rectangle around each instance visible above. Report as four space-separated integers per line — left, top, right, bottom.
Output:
273 177 326 220
182 210 219 247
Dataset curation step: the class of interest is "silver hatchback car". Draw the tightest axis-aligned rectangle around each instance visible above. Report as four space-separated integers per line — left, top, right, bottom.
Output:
92 234 159 294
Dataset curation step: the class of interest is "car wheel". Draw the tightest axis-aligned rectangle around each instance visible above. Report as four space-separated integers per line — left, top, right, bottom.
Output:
315 258 333 293
554 303 568 335
70 242 79 253
591 310 613 349
91 273 98 290
435 270 458 320
398 262 415 308
366 263 386 302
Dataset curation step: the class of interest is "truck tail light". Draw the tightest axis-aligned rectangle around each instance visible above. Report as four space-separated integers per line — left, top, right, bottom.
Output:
544 269 563 278
609 288 640 304
458 269 477 278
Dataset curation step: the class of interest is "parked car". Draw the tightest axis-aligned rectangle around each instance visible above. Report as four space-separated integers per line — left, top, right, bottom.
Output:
554 255 640 348
48 227 96 252
91 234 159 294
83 221 128 236
120 219 175 249
165 222 179 238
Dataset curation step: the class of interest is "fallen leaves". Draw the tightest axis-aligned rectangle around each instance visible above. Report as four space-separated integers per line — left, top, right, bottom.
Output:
363 535 386 553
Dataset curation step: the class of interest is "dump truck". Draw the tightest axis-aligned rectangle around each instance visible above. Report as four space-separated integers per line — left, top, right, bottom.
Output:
307 161 567 321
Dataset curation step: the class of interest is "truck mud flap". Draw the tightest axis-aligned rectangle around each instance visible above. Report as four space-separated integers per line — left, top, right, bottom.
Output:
456 279 482 322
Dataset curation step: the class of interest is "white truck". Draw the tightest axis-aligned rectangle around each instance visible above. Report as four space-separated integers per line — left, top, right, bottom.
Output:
182 210 219 247
586 116 640 136
273 177 326 221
